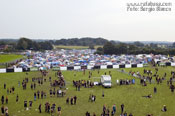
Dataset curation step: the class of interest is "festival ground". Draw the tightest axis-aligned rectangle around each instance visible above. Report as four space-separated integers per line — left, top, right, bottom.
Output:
0 66 175 116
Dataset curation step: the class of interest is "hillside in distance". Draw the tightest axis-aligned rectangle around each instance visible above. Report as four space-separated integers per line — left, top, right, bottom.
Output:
0 38 174 46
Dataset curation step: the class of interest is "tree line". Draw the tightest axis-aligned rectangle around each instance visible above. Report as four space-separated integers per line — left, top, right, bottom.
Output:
0 37 108 52
51 37 108 46
16 38 53 50
96 42 175 55
0 38 53 52
1 37 175 55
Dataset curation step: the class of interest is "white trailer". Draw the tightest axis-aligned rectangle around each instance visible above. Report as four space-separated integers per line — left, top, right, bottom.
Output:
101 75 112 88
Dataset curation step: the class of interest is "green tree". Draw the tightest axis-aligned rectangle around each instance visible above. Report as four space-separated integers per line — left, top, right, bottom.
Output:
95 47 104 54
39 41 53 50
114 43 128 54
16 37 30 50
133 41 144 47
16 37 53 51
103 42 115 55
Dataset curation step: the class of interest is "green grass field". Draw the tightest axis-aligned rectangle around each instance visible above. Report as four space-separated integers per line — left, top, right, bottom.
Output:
0 54 23 63
54 45 102 49
0 67 175 116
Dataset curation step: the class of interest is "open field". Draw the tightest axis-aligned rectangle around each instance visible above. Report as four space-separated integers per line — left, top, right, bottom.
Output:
54 45 103 49
0 67 175 116
0 54 23 63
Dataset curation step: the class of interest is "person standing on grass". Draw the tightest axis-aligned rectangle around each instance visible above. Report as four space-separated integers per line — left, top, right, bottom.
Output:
57 106 61 116
41 91 44 99
112 104 116 114
62 90 64 97
86 111 90 116
53 88 56 97
34 92 36 101
121 104 124 114
106 107 110 116
88 75 91 79
74 96 77 105
124 112 127 116
1 95 4 104
37 91 40 99
111 110 114 116
16 94 19 102
154 87 157 93
1 106 4 115
48 103 50 113
94 95 96 102
70 97 73 105
5 96 8 104
12 86 15 94
5 106 8 116
39 104 42 113
66 97 69 104
24 101 27 110
102 91 104 97
170 84 175 92
29 101 33 108
34 83 36 89
4 83 6 89
103 104 106 115
45 102 48 112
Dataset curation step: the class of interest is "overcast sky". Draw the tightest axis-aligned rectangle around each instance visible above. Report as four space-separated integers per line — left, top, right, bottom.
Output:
0 0 174 41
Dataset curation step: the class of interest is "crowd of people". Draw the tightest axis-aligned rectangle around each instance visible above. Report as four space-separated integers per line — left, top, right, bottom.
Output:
24 100 33 110
34 90 47 100
88 94 96 102
116 79 135 85
51 71 66 88
129 68 173 89
73 80 94 91
1 66 175 116
66 96 77 105
49 88 66 97
1 95 8 105
100 104 133 116
38 102 62 116
85 103 134 116
1 106 9 116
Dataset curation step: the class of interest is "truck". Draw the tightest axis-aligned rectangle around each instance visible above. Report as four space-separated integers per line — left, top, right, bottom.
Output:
101 75 112 88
